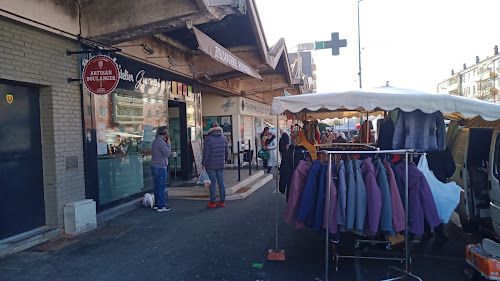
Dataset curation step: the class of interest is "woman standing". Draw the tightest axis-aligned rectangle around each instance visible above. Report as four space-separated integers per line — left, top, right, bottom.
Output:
260 127 270 170
266 133 277 174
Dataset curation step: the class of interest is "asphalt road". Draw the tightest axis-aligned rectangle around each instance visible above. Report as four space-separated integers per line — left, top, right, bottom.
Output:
0 179 475 281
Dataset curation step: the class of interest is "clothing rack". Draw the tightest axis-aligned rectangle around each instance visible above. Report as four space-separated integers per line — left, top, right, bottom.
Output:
302 149 422 281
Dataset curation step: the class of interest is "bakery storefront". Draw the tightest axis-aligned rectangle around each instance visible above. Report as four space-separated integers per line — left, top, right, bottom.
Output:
83 54 203 210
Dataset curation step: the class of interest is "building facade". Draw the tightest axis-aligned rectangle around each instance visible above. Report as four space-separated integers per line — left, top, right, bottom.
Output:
437 48 500 103
0 0 299 254
288 51 317 93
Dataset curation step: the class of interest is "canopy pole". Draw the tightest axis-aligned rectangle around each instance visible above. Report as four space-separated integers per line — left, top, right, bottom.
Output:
268 114 285 261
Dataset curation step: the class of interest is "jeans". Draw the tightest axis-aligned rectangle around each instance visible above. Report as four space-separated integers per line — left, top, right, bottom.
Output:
151 166 167 208
207 169 226 203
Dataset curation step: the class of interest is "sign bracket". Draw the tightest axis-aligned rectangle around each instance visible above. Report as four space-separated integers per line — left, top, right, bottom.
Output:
66 48 121 56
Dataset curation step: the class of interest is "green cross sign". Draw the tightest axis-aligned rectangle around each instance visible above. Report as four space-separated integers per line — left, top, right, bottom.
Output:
315 32 347 56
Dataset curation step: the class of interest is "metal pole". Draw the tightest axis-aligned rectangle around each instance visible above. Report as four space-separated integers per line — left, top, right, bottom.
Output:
275 115 280 251
357 0 363 89
237 141 241 181
405 151 409 271
325 153 332 281
249 139 252 175
255 138 259 171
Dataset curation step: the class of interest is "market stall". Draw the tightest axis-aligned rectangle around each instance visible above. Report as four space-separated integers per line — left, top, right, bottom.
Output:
268 86 500 281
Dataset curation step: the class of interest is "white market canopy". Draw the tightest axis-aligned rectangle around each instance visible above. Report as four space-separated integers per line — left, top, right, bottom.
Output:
270 86 500 121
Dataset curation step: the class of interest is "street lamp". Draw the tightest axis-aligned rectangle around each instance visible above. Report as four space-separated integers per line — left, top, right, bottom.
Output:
358 0 363 88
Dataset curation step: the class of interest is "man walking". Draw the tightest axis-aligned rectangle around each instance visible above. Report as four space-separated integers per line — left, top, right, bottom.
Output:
151 126 172 212
202 122 229 208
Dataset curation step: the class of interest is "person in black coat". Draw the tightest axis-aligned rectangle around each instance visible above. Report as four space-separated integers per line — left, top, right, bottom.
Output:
279 129 289 154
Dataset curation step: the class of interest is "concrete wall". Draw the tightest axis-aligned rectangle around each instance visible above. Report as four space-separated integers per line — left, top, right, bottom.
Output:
0 0 79 36
0 17 85 229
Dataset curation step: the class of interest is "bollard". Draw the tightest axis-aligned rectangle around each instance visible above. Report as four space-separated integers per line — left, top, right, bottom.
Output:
237 141 241 181
248 140 252 176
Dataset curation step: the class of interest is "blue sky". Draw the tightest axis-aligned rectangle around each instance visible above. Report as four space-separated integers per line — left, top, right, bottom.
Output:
255 0 500 93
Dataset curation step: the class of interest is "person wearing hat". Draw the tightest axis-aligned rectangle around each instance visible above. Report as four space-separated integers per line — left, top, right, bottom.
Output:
202 122 229 208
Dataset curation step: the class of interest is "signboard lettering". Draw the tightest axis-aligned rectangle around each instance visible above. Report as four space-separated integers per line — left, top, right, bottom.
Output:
83 55 119 95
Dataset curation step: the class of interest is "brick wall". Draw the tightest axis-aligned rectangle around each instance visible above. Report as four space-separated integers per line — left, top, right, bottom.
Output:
0 17 85 229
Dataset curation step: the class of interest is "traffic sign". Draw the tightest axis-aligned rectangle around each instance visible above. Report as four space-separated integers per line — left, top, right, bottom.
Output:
315 32 347 56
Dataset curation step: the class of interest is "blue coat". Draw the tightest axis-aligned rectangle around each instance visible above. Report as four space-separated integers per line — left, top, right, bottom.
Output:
374 158 394 236
353 160 367 235
296 160 323 228
312 163 329 231
202 127 229 170
345 159 357 232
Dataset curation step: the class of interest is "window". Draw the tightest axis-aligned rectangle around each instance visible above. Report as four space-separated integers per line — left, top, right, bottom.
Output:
163 111 167 120
99 106 106 117
156 110 160 119
118 125 125 132
87 106 92 117
133 124 139 132
148 109 151 118
494 134 500 180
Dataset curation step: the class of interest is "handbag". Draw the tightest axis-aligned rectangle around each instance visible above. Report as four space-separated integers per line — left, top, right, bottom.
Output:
197 170 212 188
258 148 270 159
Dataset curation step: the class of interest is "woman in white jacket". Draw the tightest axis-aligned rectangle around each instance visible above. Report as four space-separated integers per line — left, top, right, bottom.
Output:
266 134 277 174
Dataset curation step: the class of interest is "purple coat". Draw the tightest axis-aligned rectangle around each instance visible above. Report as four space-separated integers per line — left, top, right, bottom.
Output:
383 160 405 233
396 162 440 234
336 160 347 230
361 158 382 236
283 160 312 225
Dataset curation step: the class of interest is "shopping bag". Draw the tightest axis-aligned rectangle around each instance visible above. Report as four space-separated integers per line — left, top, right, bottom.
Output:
197 170 211 188
258 148 270 159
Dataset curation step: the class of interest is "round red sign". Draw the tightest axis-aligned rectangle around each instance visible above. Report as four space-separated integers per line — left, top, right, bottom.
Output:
83 55 119 95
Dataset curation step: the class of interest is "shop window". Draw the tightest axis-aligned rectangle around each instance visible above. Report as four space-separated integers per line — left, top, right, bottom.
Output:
494 134 500 180
99 106 106 117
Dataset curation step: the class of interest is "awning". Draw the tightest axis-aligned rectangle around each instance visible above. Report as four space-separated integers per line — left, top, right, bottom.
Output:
270 86 500 121
193 26 262 80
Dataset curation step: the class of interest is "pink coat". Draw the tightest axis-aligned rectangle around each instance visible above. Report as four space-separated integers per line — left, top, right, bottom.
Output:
283 160 312 225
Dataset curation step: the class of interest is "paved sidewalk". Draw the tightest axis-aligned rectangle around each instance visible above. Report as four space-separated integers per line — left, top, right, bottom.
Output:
0 179 472 281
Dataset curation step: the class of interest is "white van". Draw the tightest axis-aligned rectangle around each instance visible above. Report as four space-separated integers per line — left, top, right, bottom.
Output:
449 119 500 238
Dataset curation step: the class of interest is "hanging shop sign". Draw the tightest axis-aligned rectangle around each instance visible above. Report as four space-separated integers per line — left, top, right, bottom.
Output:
83 55 119 95
192 26 262 80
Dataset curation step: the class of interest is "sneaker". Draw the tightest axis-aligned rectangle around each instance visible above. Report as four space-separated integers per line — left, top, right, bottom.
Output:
153 205 159 210
157 206 171 212
217 202 226 207
207 202 217 208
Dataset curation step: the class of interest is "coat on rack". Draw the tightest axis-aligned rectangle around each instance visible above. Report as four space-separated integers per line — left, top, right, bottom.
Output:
374 158 394 236
361 158 382 236
345 159 357 232
395 162 440 234
323 163 338 234
353 159 368 235
383 160 405 233
296 160 323 229
283 160 312 226
313 163 332 232
336 160 347 231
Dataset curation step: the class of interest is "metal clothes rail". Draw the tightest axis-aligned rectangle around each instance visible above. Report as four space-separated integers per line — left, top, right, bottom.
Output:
301 149 423 281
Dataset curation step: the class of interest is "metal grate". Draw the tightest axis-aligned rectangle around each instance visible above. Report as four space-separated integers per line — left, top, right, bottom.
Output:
65 156 78 170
